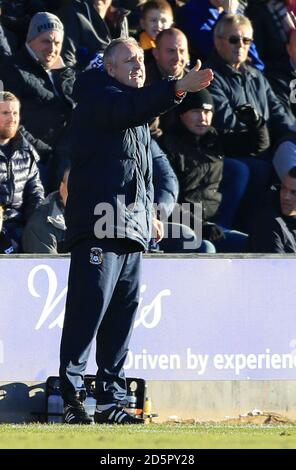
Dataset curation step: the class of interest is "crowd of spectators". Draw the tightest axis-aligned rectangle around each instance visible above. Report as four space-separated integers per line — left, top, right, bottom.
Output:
1 0 296 254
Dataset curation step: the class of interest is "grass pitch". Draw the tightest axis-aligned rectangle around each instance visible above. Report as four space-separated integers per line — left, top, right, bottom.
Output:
0 423 296 449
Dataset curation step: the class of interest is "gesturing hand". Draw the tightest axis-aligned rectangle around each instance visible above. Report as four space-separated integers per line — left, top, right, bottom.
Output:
175 60 214 94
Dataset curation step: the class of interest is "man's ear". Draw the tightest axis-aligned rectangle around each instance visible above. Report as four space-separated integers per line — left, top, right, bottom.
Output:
139 18 145 31
152 47 158 61
213 34 220 52
106 63 115 77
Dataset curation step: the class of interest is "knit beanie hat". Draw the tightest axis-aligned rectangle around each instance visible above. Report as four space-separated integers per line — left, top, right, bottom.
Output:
177 89 214 115
26 12 64 43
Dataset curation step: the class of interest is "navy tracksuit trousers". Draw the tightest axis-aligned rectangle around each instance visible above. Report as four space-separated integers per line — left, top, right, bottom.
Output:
59 238 142 405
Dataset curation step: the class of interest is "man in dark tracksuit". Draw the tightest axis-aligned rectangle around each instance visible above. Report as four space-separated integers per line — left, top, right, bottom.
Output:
59 37 213 425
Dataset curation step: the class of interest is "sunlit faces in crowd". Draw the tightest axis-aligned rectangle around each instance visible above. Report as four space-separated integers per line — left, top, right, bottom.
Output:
27 30 64 70
0 98 20 144
153 29 189 78
214 23 253 69
179 107 213 136
140 3 174 40
106 41 146 88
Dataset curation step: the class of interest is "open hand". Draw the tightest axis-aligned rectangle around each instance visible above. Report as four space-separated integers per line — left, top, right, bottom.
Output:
176 60 214 93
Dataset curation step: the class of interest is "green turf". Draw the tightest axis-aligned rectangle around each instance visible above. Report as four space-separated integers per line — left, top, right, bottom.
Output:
0 423 296 449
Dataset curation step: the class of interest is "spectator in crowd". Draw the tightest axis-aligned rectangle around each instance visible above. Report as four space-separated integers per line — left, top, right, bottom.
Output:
266 27 296 122
0 11 76 192
150 137 216 252
204 13 293 230
137 0 173 53
248 166 296 253
0 91 44 251
176 0 264 70
59 37 213 425
161 88 248 252
22 166 69 253
205 14 292 145
58 0 129 69
145 27 190 137
146 27 251 230
146 27 188 83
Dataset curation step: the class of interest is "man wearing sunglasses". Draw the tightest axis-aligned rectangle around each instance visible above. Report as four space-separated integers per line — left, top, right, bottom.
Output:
203 13 293 231
176 0 264 71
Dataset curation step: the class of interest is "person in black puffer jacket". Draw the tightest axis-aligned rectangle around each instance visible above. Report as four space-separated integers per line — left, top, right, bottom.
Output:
0 91 44 251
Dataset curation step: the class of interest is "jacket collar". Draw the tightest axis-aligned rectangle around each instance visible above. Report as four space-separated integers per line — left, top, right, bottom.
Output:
23 44 49 75
0 131 30 157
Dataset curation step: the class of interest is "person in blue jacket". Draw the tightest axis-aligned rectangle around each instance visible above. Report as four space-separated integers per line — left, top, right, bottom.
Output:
59 36 213 425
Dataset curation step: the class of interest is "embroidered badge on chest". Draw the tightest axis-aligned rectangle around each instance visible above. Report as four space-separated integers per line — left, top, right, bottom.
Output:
90 247 103 265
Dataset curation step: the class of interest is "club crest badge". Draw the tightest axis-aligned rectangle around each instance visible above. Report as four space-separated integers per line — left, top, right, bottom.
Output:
90 247 103 265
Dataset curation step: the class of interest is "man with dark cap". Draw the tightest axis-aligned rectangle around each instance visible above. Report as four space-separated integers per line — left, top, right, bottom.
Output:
161 88 248 251
0 11 76 192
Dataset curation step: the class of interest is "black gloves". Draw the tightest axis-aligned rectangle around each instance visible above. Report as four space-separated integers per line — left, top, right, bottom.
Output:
202 222 225 242
221 104 270 157
235 104 262 129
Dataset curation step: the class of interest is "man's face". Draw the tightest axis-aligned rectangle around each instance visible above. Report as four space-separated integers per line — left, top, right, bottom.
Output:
214 24 253 68
153 31 189 78
280 174 296 217
140 9 173 40
28 30 63 69
107 43 146 88
0 100 20 143
180 108 213 136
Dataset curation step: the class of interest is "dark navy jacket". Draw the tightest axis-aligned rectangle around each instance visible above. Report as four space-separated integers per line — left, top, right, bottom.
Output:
65 69 181 250
0 46 76 155
204 52 293 143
